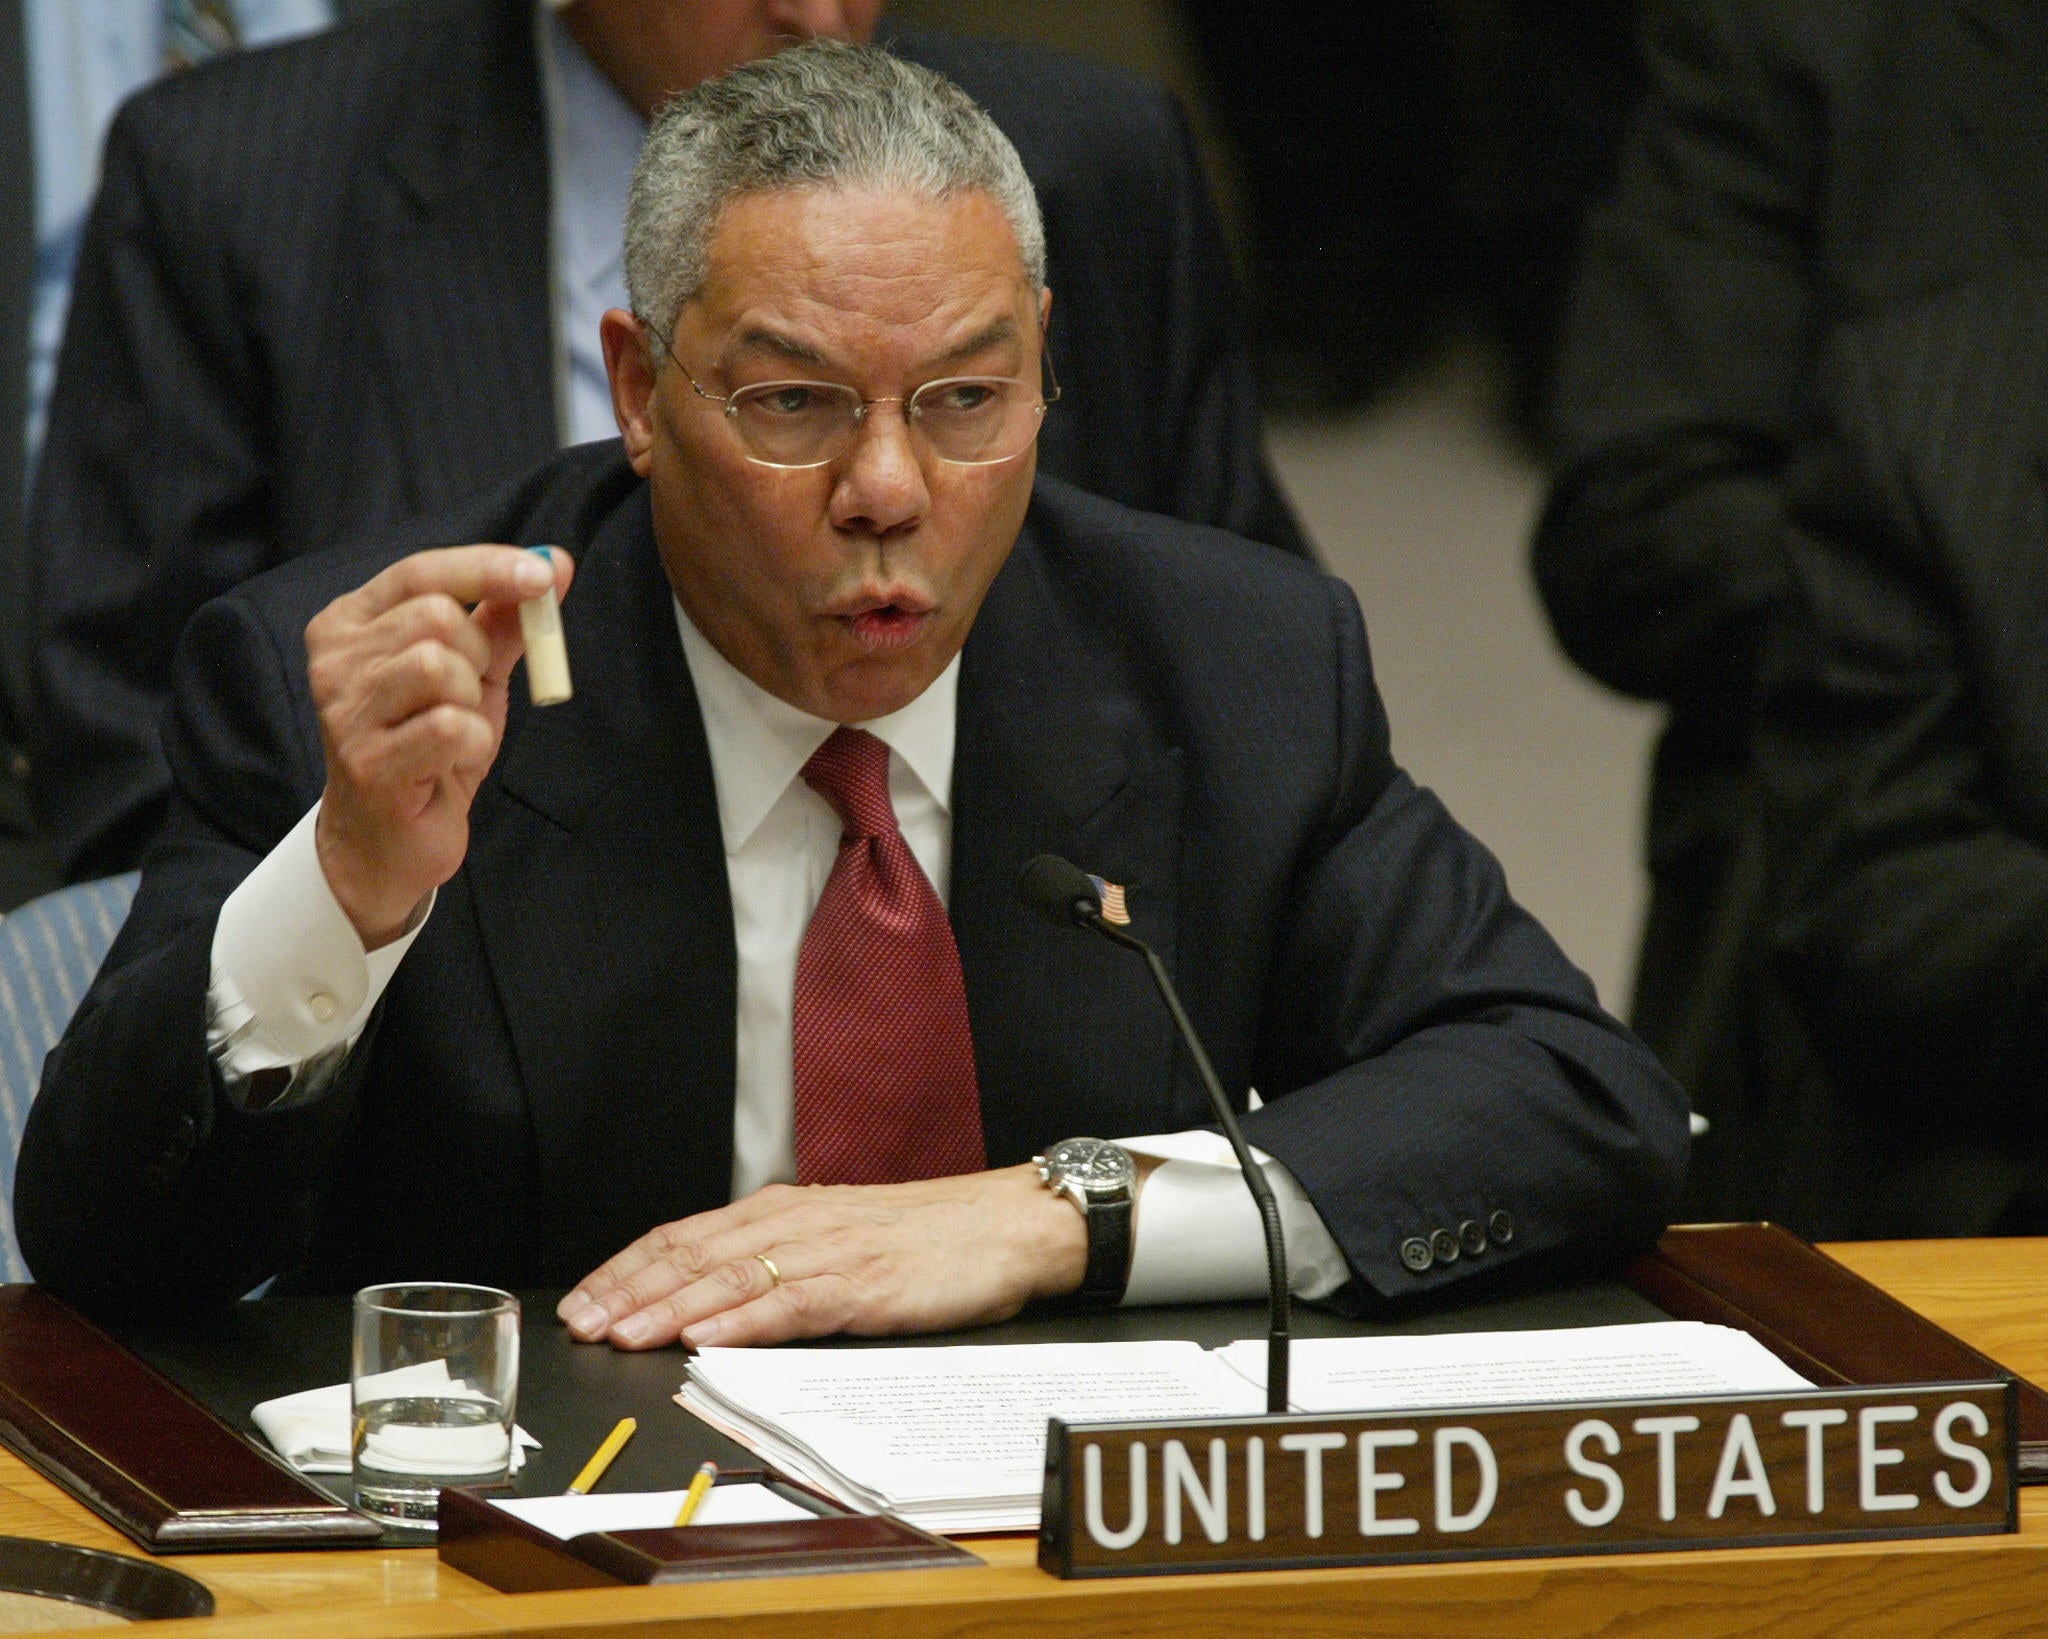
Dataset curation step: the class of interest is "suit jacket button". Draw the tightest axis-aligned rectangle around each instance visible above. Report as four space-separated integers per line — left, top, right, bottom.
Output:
1459 1218 1488 1256
1488 1209 1515 1245
1399 1237 1433 1273
1429 1228 1460 1265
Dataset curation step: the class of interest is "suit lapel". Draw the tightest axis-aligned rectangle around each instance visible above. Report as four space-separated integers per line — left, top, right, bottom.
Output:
364 0 557 513
463 487 737 1278
951 513 1196 1162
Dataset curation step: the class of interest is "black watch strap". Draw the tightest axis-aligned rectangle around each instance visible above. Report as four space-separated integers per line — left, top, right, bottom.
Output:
1074 1194 1133 1308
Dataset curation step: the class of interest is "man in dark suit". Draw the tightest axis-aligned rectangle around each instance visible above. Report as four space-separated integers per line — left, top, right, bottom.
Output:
17 43 1683 1340
1529 0 2048 1227
28 0 1305 885
1756 274 2048 1238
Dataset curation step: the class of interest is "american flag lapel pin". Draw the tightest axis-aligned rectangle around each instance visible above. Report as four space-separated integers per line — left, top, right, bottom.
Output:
1088 875 1132 926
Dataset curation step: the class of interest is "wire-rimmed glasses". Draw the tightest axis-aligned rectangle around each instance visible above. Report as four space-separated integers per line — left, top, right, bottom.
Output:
639 315 1060 469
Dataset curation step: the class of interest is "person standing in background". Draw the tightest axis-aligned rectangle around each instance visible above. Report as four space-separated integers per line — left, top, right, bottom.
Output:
1530 0 2048 1232
1759 276 2048 1237
2 0 339 909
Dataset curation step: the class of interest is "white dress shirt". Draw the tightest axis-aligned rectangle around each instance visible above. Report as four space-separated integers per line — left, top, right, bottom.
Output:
677 608 960 1196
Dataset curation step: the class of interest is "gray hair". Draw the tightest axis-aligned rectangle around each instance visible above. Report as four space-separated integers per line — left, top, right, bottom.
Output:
624 40 1047 343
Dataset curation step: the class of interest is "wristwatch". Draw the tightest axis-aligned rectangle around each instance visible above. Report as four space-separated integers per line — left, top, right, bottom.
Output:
1034 1137 1137 1307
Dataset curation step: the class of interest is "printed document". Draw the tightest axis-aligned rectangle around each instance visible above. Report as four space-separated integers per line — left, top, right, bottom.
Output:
678 1322 1811 1532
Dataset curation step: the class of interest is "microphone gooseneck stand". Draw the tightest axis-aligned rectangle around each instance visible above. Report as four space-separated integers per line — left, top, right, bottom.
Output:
1018 854 1290 1414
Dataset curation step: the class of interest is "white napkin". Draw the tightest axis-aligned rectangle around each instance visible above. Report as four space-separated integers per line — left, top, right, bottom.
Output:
252 1361 538 1474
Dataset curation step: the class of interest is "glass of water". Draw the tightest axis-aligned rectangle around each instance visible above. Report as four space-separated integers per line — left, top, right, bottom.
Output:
351 1283 520 1527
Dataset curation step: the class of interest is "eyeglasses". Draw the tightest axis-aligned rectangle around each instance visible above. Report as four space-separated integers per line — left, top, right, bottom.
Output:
638 315 1060 469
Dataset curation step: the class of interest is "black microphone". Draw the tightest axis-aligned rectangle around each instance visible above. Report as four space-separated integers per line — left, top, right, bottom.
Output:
1019 853 1291 1414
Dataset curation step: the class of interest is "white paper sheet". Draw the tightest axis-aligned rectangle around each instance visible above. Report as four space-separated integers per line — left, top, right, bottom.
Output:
494 1484 815 1540
1214 1321 1812 1411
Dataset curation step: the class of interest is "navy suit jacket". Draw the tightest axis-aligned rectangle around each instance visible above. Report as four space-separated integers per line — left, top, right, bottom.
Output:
28 0 1306 881
17 446 1685 1316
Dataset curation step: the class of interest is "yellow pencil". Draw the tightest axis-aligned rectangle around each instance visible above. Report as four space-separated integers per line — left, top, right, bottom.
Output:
674 1460 718 1526
565 1417 637 1495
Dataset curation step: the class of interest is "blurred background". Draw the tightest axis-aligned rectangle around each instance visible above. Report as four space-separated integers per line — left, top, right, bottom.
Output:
887 0 1657 1007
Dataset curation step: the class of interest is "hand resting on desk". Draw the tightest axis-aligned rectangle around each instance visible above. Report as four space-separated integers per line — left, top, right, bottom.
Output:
557 1164 1092 1349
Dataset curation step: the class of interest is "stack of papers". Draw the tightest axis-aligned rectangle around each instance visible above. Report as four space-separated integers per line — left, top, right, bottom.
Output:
678 1322 1810 1533
683 1341 1263 1532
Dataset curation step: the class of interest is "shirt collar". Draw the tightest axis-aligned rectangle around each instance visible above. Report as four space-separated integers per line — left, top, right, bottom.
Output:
673 602 960 852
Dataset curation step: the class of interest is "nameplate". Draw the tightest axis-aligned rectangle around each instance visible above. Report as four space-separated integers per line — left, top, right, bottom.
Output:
1037 1381 2016 1577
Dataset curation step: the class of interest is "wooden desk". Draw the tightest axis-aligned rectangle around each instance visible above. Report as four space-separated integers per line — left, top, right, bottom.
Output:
7 1239 2047 1639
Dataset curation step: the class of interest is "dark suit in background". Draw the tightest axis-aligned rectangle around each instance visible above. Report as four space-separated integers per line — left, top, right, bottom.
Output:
28 0 1305 883
0 0 56 910
16 447 1686 1316
1531 0 2048 1227
1759 276 2048 1236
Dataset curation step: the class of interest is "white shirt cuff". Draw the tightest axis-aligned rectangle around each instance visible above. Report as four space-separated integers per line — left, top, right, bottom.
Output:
207 800 433 1076
1118 1129 1350 1306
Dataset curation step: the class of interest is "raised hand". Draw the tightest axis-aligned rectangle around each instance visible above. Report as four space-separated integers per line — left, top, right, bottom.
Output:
307 545 573 946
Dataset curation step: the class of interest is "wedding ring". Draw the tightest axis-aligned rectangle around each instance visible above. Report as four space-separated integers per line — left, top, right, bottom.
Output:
754 1252 783 1288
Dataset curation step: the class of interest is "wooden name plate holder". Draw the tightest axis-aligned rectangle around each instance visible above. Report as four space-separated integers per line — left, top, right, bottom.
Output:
1040 1380 2017 1577
0 1287 381 1552
438 1481 982 1590
1623 1223 2048 1478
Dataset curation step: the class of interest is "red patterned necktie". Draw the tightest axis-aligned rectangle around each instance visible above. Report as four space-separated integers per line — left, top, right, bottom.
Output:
792 727 986 1184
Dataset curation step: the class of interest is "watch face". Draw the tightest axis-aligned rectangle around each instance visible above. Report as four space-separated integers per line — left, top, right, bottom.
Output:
1047 1138 1136 1197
